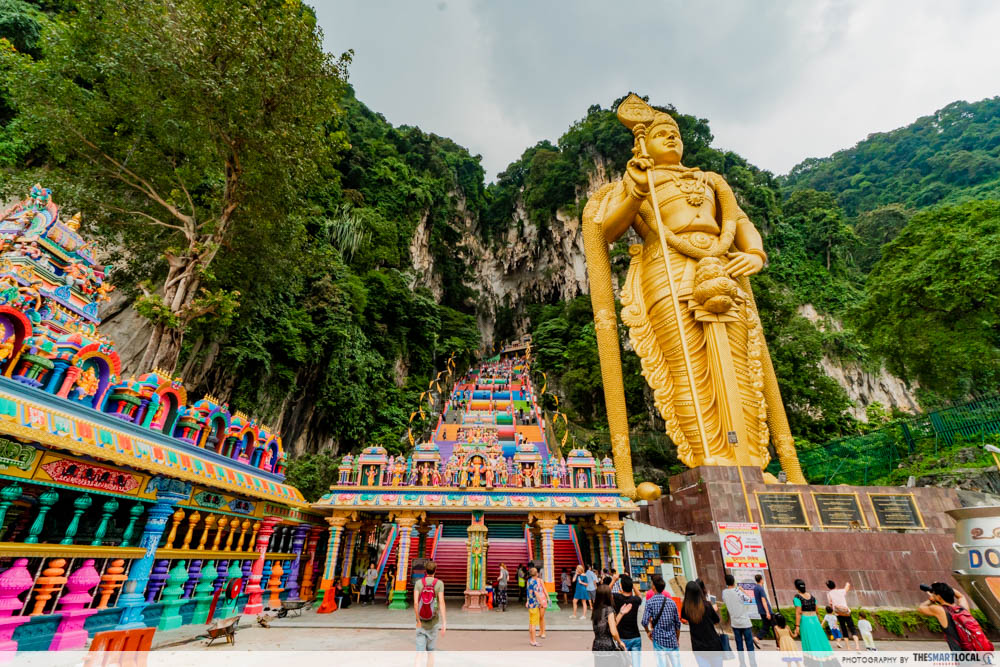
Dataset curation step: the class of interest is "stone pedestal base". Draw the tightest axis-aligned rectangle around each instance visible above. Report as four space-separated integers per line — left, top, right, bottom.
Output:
0 617 30 658
462 589 486 612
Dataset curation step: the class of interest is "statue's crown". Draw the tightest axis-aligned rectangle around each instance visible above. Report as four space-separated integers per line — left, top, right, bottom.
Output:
617 94 679 133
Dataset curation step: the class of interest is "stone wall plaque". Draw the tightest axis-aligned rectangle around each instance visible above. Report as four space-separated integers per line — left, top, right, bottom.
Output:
812 492 867 529
755 492 810 528
868 493 925 530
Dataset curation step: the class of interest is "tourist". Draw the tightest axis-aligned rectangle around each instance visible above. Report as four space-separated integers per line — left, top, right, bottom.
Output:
858 611 876 651
525 566 547 646
772 614 797 655
496 563 509 612
751 574 773 643
363 563 378 605
791 579 833 657
642 575 682 667
826 580 860 650
592 583 630 665
822 605 844 648
682 580 722 667
413 560 446 654
586 564 599 605
722 574 755 660
572 564 591 618
917 581 988 651
384 565 396 606
613 574 644 664
517 564 527 601
561 567 572 604
610 568 621 594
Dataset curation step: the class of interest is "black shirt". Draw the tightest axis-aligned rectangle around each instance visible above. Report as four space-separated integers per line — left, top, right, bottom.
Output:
613 592 642 639
682 601 722 652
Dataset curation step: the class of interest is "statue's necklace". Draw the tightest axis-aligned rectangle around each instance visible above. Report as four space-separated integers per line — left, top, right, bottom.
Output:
662 169 706 207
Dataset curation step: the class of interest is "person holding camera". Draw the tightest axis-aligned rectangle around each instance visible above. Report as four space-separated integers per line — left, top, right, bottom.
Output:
917 581 993 652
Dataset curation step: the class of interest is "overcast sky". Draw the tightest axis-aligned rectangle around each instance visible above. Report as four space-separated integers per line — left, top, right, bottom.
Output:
314 0 1000 181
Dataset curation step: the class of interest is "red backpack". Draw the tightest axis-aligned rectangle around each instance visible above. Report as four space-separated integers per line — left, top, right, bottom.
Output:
947 606 994 652
418 577 438 622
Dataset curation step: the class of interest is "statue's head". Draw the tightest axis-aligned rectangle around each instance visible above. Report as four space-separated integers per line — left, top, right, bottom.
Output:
644 113 683 166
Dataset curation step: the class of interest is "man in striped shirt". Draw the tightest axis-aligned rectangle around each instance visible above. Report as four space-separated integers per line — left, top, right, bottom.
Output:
642 575 681 667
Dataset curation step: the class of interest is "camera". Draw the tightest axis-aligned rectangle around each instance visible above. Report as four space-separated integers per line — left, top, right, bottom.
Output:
920 584 933 593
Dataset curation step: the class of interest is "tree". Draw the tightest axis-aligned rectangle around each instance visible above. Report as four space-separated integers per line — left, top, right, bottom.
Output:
1 0 350 372
857 200 1000 398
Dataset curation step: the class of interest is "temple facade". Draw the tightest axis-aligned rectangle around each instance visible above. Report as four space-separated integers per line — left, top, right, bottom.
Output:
312 341 637 611
0 187 327 653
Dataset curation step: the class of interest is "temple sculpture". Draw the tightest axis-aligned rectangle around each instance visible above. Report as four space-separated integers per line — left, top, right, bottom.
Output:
582 94 807 495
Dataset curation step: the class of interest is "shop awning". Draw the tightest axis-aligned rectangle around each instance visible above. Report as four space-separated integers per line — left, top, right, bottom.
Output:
624 518 689 543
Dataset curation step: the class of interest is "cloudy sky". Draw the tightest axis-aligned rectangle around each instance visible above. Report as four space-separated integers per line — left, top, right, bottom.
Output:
314 0 1000 181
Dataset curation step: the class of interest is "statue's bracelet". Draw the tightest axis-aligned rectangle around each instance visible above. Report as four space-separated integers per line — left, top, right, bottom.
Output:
627 184 649 201
745 248 768 264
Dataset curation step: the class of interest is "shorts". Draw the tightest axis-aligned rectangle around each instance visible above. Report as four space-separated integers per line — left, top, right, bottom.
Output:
416 624 440 651
529 608 540 628
831 628 842 639
838 614 857 637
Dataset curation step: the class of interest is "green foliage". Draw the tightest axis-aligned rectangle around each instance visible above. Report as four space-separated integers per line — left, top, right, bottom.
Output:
283 451 341 502
856 200 1000 397
784 97 1000 216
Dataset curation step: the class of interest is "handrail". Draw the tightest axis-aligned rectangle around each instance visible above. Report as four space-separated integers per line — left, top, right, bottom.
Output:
0 542 146 559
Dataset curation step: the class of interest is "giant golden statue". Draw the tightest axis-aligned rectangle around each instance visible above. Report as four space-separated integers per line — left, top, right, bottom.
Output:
583 95 806 497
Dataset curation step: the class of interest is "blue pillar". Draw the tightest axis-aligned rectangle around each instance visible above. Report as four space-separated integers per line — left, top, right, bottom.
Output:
116 484 189 630
45 359 68 393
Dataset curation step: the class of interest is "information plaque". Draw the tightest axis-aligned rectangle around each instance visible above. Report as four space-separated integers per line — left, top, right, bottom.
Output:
868 493 925 530
755 492 809 528
812 492 867 528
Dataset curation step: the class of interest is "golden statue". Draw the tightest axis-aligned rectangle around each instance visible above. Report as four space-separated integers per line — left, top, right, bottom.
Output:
583 95 807 497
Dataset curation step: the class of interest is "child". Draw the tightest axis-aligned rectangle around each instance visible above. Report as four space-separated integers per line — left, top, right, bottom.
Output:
858 611 876 651
823 605 844 648
773 614 798 654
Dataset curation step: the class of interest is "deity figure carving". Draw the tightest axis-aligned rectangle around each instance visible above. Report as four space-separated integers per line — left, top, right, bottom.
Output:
582 94 806 493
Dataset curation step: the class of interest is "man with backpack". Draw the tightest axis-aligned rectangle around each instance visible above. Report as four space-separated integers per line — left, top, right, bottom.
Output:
917 581 994 652
414 560 447 652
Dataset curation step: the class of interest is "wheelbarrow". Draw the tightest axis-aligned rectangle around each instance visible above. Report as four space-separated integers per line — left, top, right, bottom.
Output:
205 615 240 646
277 599 309 618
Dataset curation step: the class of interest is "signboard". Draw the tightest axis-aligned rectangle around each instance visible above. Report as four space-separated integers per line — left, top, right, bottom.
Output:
868 493 925 530
812 492 868 528
717 522 768 569
755 492 810 528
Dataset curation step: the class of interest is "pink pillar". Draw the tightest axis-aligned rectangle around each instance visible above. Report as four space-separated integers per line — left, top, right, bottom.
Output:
49 559 100 651
56 366 82 399
0 559 33 656
242 517 279 616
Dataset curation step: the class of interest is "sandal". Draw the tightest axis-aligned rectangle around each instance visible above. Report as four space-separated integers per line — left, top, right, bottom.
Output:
530 642 540 647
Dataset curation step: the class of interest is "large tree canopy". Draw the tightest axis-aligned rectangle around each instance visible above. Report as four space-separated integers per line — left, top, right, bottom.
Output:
857 200 1000 398
1 0 350 371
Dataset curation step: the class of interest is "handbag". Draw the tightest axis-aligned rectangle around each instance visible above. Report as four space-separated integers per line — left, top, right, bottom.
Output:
719 632 734 658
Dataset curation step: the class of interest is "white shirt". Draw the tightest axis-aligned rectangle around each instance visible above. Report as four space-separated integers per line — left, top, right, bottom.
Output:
722 587 752 629
858 619 873 635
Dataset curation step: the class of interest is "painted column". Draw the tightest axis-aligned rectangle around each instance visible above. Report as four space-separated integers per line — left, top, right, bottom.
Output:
116 487 188 630
340 521 361 587
316 515 350 612
596 526 609 572
300 525 324 601
462 511 487 612
0 559 33 653
585 528 598 568
537 517 560 610
285 524 311 601
241 516 280 617
50 559 100 650
604 520 626 576
388 515 418 610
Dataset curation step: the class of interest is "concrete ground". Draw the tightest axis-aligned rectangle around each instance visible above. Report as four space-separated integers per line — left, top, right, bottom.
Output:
147 597 952 653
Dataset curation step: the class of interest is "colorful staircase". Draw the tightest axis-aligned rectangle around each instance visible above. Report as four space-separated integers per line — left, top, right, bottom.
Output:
430 523 469 595
485 522 530 588
553 523 583 577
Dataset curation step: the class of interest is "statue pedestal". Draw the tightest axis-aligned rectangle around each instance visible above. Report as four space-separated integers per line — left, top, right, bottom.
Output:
462 589 486 612
640 465 964 609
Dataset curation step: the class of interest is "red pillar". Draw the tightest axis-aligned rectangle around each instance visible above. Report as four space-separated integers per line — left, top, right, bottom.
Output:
242 516 280 616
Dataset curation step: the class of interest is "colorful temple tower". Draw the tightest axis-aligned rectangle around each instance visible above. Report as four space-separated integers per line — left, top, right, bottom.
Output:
0 187 325 653
313 340 636 610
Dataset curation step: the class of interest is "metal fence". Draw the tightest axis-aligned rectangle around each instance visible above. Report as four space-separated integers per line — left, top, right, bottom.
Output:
790 394 1000 486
